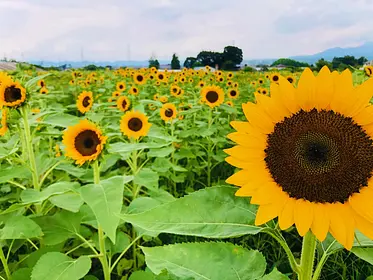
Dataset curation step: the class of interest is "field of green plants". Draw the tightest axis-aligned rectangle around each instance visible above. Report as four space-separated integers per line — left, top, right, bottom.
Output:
0 66 372 280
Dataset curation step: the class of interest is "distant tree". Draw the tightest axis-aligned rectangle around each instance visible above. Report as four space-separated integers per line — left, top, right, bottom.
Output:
315 58 332 71
183 57 197 68
196 51 224 68
223 46 243 66
271 58 309 68
148 56 160 69
221 60 237 71
331 55 367 71
357 56 368 65
171 53 181 69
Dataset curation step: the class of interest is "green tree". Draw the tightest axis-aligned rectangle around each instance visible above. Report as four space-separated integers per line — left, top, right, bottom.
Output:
196 51 224 68
183 57 197 68
223 46 243 66
271 58 309 68
148 56 160 69
315 58 332 71
171 53 181 69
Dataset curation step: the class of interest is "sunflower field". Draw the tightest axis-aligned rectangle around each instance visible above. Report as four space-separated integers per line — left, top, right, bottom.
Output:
0 65 373 280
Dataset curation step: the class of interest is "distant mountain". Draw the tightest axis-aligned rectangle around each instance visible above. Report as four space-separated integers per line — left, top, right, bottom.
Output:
28 60 169 68
289 42 373 64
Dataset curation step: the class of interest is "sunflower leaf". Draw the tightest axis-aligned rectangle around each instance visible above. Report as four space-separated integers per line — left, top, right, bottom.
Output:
0 216 43 239
120 186 262 238
351 247 373 265
142 242 267 280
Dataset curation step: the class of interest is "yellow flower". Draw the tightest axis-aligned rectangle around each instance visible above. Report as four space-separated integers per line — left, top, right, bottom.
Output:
160 103 177 122
77 91 93 114
116 96 130 112
225 67 373 250
133 73 146 85
227 88 239 99
120 111 151 139
0 80 26 107
200 85 224 108
116 82 126 92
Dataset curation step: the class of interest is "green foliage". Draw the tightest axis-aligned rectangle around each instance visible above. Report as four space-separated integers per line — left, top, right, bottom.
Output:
271 58 309 68
223 45 243 66
170 53 180 70
149 57 160 69
315 58 333 72
183 57 197 68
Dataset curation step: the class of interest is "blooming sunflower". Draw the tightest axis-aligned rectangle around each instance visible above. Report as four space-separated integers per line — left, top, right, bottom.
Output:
226 101 234 107
365 66 373 77
62 120 107 165
225 67 373 250
37 80 46 88
227 72 234 79
200 85 224 108
117 96 130 112
258 78 264 85
228 88 239 99
160 103 177 122
286 75 296 84
156 73 166 82
120 111 151 139
170 85 182 97
129 86 139 95
198 81 205 88
112 91 121 98
133 73 146 85
0 81 26 107
159 96 168 103
40 87 48 94
270 73 280 83
116 82 126 92
77 91 93 114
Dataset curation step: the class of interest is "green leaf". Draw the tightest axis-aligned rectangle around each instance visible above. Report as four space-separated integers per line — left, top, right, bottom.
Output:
31 252 91 280
120 186 262 238
111 231 131 255
108 142 169 154
12 268 32 280
134 168 159 190
42 113 81 127
80 176 125 243
0 216 43 239
142 242 266 280
35 211 81 246
0 166 31 184
56 164 88 178
129 271 155 280
49 192 84 212
351 248 373 265
259 268 289 280
21 182 80 204
148 146 175 157
25 73 52 88
151 158 172 173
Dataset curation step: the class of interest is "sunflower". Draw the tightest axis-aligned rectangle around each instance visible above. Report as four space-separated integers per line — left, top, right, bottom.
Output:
286 75 296 84
69 80 76 85
251 81 257 87
228 88 239 99
159 96 168 103
160 103 177 122
149 74 155 81
112 91 121 98
153 94 159 101
365 66 373 77
200 85 224 108
129 86 139 95
133 73 146 85
155 81 161 86
170 85 182 97
258 78 264 85
63 120 106 165
40 87 48 94
225 67 373 250
270 73 280 83
116 82 126 92
180 77 186 83
227 72 234 79
156 72 166 82
77 91 93 114
265 74 270 79
227 81 233 87
226 101 234 107
117 96 130 112
261 88 268 95
37 80 46 88
233 82 239 88
198 81 205 88
0 81 26 107
120 111 151 139
217 77 224 83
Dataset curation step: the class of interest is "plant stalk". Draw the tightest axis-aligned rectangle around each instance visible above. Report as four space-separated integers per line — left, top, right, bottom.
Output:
298 231 317 280
0 246 10 280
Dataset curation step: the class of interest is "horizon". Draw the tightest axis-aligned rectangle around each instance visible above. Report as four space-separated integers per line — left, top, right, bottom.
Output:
2 0 373 62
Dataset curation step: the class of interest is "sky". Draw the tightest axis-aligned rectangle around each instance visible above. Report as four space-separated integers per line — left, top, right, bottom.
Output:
1 0 373 62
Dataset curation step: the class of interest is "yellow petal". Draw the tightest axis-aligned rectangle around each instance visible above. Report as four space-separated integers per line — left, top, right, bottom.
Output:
353 105 373 126
251 182 283 205
227 132 266 149
254 92 290 123
314 66 333 110
330 69 354 113
294 199 314 236
296 68 316 111
311 203 330 242
242 102 275 134
224 146 264 162
354 212 373 241
235 185 259 197
226 170 251 186
255 202 284 226
343 77 373 117
230 121 259 135
277 77 299 114
328 203 355 250
278 197 296 230
349 187 373 223
225 156 257 169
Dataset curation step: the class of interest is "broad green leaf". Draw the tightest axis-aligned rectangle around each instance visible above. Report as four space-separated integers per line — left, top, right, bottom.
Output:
56 164 88 178
0 216 43 239
42 113 81 127
134 168 159 190
12 268 32 280
25 73 52 88
31 252 91 280
148 146 175 157
80 176 125 242
111 231 131 255
142 242 266 280
351 248 373 265
49 192 84 212
80 204 98 229
21 182 80 204
120 186 262 238
129 271 155 280
35 211 81 245
108 142 168 154
0 166 31 184
151 158 173 173
26 244 64 268
259 268 289 280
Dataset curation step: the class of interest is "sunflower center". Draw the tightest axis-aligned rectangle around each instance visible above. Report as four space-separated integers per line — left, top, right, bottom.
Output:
137 75 143 82
230 90 237 97
159 74 164 79
206 91 219 103
74 130 100 156
265 109 373 203
172 88 178 93
272 75 279 82
165 109 173 117
128 117 143 132
82 96 91 107
4 86 22 103
119 85 124 89
122 100 127 108
287 77 294 83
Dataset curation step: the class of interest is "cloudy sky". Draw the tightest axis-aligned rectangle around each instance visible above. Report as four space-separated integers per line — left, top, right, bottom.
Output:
1 0 372 62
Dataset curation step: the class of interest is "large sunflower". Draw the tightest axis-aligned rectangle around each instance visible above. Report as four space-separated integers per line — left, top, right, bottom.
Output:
0 81 26 107
225 67 373 249
117 96 130 112
120 111 151 139
62 120 107 165
77 91 93 114
200 85 224 108
160 103 177 122
133 73 146 85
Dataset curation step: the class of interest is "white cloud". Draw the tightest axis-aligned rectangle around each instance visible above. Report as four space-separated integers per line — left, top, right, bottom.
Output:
0 0 373 61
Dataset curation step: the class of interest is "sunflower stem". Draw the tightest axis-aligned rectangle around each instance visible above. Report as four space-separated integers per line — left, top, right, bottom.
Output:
21 106 39 192
0 245 11 280
206 108 213 187
299 231 317 280
92 161 111 280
